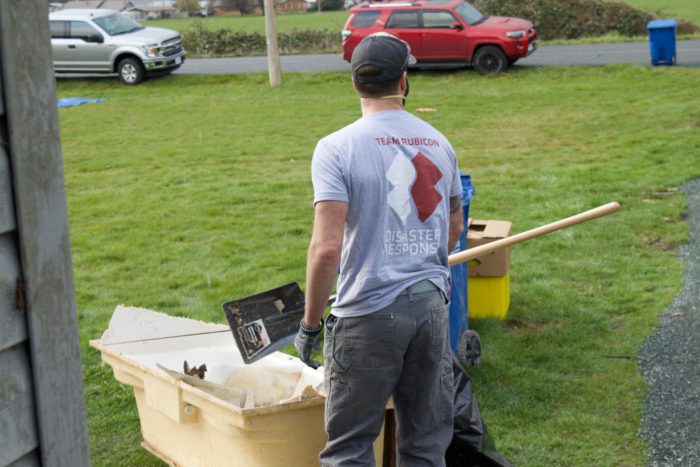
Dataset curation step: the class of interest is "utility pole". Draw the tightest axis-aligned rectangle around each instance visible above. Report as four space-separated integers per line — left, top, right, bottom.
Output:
263 0 282 87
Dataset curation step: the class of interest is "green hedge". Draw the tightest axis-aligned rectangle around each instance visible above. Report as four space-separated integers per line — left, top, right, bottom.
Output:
182 22 341 57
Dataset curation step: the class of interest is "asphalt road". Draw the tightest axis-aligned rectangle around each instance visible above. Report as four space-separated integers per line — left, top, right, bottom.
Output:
174 40 700 75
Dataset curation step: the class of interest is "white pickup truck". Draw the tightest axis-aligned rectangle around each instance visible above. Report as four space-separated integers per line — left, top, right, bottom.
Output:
49 9 185 85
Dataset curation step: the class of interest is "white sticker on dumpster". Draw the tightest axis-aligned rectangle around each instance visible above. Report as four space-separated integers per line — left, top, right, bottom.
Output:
238 319 272 358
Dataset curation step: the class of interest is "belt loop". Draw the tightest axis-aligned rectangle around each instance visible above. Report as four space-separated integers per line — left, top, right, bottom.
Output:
407 285 414 301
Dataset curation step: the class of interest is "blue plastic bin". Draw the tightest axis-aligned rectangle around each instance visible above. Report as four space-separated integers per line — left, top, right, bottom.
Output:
448 174 474 353
647 19 677 66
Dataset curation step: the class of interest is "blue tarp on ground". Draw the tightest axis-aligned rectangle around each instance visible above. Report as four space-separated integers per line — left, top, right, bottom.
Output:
57 97 106 108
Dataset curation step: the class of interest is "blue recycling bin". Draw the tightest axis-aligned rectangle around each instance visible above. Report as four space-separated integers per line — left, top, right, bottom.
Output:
448 174 474 354
647 19 677 66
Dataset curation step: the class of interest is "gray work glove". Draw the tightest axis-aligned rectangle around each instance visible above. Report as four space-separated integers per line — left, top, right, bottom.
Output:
294 318 323 369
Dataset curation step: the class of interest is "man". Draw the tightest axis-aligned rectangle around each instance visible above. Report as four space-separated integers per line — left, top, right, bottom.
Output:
295 32 464 466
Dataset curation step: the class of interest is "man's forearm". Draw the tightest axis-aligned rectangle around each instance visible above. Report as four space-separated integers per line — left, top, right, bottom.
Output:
303 201 347 328
304 244 340 328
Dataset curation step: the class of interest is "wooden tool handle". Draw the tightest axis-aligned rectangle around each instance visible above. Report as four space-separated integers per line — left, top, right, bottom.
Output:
447 202 620 266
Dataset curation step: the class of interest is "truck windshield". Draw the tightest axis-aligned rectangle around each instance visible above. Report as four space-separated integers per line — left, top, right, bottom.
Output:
454 2 487 26
93 13 144 36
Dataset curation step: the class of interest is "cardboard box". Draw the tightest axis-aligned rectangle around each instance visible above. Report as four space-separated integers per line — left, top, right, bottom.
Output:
467 219 512 277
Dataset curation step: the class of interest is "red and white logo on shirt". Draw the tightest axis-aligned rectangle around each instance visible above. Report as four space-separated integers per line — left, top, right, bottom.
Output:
387 150 443 223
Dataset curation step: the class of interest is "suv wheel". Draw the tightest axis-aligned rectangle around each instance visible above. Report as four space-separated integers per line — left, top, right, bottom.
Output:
118 57 145 85
472 46 508 75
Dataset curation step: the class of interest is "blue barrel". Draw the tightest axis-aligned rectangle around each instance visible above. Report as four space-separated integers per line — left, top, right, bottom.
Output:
448 174 474 353
647 19 677 66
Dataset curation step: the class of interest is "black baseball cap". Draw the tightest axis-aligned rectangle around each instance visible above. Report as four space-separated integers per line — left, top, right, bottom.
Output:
351 33 417 84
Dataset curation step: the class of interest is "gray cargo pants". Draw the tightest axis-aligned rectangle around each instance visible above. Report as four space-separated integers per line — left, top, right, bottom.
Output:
319 282 454 466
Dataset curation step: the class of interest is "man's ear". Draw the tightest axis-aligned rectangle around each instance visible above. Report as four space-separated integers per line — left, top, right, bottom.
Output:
399 72 408 93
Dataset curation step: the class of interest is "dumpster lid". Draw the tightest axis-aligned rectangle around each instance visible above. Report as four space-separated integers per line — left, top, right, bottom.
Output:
647 19 677 29
93 305 326 409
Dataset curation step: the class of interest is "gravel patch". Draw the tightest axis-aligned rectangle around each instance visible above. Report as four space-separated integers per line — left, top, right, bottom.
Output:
640 178 700 466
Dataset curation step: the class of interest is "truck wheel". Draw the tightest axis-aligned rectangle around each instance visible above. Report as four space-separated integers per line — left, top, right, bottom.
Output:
118 57 145 85
472 46 508 75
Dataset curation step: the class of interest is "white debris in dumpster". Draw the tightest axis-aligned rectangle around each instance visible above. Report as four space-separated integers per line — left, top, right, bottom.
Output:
225 357 324 407
100 305 324 409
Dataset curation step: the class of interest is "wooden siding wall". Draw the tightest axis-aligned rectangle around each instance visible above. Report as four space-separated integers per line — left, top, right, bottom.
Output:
0 1 90 465
0 73 40 466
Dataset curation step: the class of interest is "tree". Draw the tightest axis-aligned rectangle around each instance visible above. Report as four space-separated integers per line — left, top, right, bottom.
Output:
221 0 256 15
176 0 201 16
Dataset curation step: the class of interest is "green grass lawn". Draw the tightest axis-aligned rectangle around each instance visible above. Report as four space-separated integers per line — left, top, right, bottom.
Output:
57 65 700 465
623 0 700 25
149 10 349 33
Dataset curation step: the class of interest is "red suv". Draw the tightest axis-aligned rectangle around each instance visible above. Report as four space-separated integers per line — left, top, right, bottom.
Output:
342 0 537 75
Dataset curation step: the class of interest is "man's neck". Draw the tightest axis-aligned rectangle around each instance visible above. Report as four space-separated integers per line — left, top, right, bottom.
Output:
360 97 404 116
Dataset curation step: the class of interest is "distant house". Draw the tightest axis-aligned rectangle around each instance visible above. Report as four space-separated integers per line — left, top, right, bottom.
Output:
58 0 185 19
102 0 138 10
60 0 105 9
276 0 311 13
126 0 183 20
57 0 307 17
60 0 136 11
212 0 309 15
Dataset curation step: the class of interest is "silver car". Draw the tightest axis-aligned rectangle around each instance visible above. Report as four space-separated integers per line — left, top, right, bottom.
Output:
50 9 185 85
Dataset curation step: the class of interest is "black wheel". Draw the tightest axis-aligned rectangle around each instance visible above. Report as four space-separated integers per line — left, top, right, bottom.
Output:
117 57 145 85
457 329 482 367
472 46 508 75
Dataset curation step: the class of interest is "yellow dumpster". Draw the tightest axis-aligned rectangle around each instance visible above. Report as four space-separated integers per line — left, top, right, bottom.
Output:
91 306 387 466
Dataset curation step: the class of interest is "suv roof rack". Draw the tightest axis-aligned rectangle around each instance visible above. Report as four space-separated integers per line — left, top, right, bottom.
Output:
359 1 421 8
367 2 415 6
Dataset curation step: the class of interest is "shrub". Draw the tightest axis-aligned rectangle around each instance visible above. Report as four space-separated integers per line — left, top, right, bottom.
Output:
472 0 697 40
322 0 346 11
182 21 341 56
279 29 341 54
306 0 345 12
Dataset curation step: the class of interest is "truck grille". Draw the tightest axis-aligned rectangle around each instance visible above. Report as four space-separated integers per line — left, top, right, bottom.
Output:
162 35 183 57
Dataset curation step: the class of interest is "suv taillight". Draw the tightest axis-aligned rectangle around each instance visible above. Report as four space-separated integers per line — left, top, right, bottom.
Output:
341 29 352 41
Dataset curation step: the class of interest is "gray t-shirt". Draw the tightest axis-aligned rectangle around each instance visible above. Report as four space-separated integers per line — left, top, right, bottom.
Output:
312 109 462 317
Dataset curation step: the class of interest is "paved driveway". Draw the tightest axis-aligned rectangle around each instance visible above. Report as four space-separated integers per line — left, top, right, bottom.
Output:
519 40 700 67
174 40 700 75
